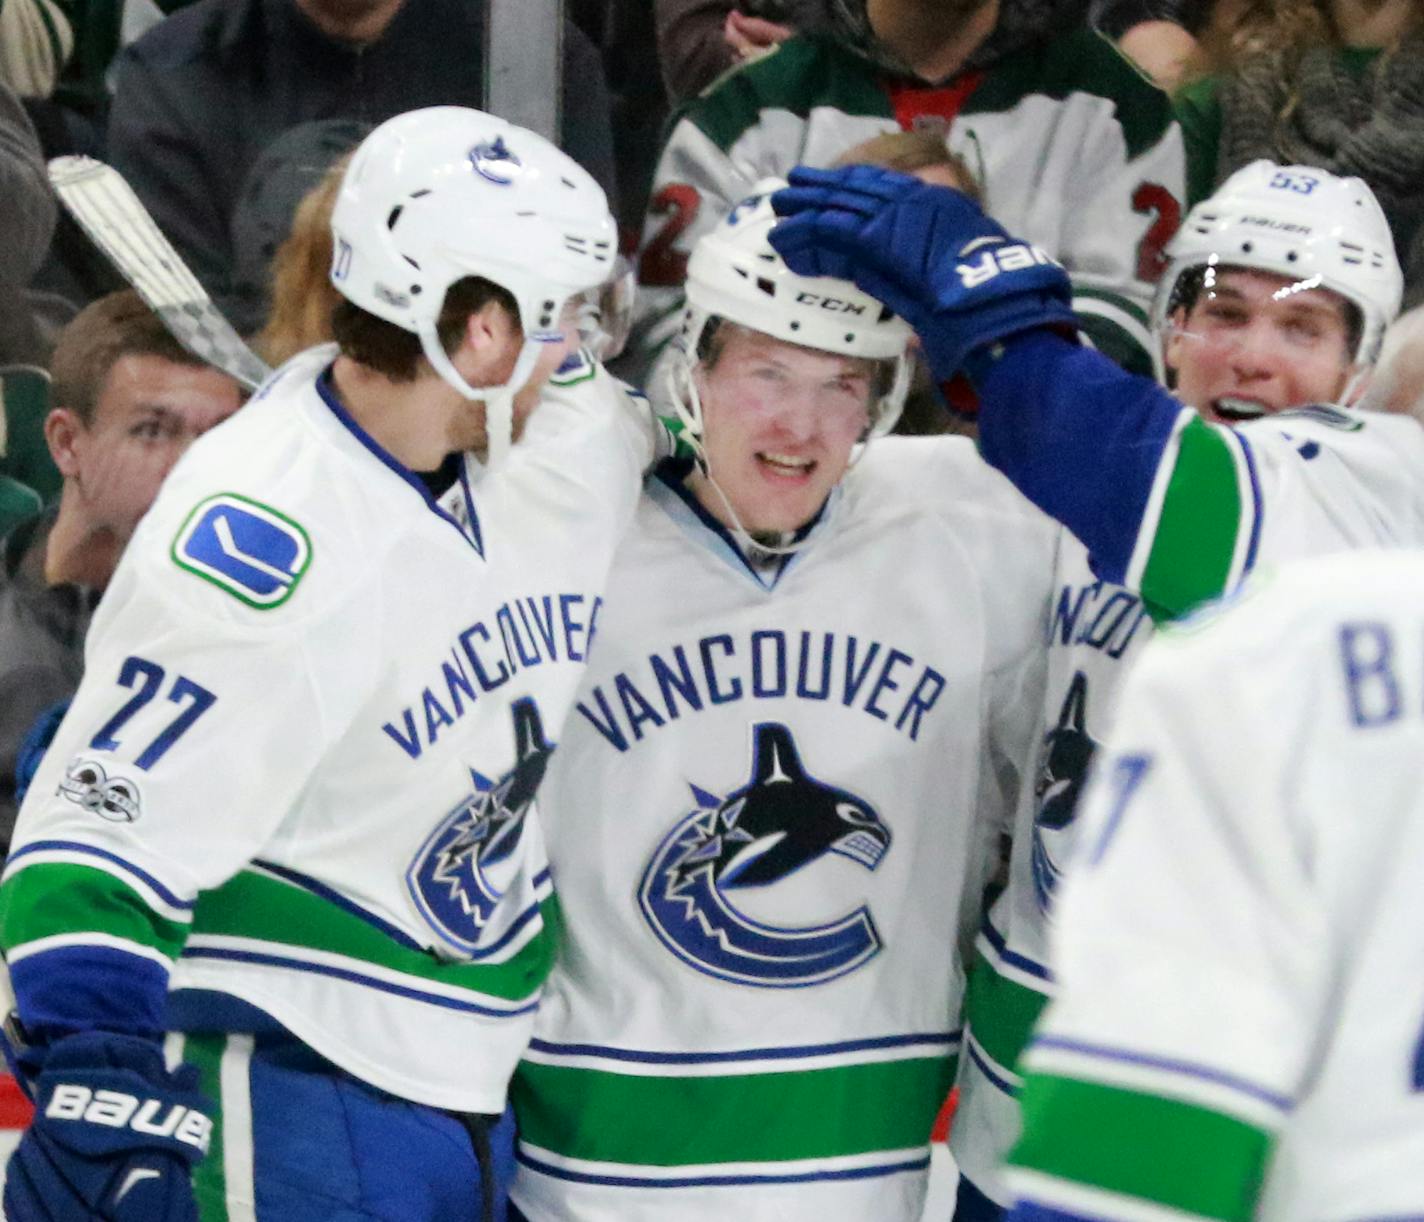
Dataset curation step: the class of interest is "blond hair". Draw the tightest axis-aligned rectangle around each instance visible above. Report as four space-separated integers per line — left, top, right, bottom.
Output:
254 153 350 366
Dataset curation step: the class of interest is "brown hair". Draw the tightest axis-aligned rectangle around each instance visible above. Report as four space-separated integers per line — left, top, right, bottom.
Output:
50 290 206 425
255 153 349 366
834 130 983 204
1188 0 1422 82
329 277 520 382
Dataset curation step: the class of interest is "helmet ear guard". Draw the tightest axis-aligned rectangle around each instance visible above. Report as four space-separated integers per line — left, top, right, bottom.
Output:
329 106 618 461
1150 160 1403 396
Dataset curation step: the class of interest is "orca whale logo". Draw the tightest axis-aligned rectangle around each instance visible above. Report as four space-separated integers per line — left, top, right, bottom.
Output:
1031 671 1096 913
638 722 890 988
407 698 553 957
470 136 523 185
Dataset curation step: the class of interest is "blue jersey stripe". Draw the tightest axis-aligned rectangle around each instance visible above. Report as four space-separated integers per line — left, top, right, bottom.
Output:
1030 1035 1293 1113
7 840 193 911
527 1030 961 1066
180 946 539 1018
252 860 425 951
980 918 1052 983
966 1036 1019 1096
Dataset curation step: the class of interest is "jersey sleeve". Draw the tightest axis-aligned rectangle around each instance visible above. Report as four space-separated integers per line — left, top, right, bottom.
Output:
0 528 347 1043
1004 601 1326 1221
973 331 1424 621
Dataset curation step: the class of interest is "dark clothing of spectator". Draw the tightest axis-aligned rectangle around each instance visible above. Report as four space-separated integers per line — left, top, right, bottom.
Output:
0 510 97 852
108 0 616 334
0 79 59 365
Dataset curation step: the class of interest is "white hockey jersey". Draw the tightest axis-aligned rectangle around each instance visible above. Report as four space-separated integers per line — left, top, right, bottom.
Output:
507 437 1057 1222
1008 549 1424 1222
953 404 1424 1200
0 347 649 1113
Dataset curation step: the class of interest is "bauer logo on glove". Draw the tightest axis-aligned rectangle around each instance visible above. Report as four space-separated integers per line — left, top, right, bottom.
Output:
45 1084 212 1154
957 237 1060 289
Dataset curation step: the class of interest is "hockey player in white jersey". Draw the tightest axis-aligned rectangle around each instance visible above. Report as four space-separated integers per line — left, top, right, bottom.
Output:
0 107 655 1222
505 188 1058 1222
767 159 1424 1211
1004 549 1424 1221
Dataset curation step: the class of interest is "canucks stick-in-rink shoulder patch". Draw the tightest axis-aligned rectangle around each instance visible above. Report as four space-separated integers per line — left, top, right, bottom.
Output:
171 493 312 609
638 722 890 988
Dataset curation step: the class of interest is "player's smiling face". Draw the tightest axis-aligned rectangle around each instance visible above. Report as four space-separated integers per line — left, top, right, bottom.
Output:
690 325 874 535
1165 267 1357 424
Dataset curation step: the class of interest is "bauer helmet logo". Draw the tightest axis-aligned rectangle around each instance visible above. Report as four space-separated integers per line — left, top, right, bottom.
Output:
470 136 523 186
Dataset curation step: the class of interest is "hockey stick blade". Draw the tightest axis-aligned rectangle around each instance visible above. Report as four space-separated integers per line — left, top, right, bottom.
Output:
49 155 273 391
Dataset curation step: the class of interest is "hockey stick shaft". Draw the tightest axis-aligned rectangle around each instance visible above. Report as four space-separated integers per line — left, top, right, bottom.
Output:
48 155 273 391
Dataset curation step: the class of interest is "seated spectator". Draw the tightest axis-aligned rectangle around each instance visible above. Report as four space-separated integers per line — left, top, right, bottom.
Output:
0 290 243 850
1091 0 1210 89
1175 0 1424 305
107 0 616 334
656 0 835 101
624 0 1181 395
0 79 60 366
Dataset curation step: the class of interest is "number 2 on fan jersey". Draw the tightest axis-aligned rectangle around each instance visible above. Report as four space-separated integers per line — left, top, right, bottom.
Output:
1132 183 1181 283
90 655 217 770
639 184 701 287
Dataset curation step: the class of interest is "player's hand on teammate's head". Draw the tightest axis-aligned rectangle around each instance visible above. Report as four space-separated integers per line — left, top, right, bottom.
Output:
768 164 1077 382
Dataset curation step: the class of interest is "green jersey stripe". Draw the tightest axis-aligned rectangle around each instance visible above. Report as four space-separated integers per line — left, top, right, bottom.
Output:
1136 417 1249 620
963 946 1049 1076
512 1052 955 1166
0 862 188 961
190 868 555 1002
1010 1072 1272 1222
689 36 893 152
184 1032 231 1222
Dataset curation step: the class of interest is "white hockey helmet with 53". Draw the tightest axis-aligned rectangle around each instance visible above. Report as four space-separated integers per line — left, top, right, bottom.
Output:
330 106 617 460
1151 160 1403 384
668 182 913 452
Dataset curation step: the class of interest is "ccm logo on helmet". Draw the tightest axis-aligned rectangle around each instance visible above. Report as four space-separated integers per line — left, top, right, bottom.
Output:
794 292 866 315
957 240 1057 288
45 1085 212 1154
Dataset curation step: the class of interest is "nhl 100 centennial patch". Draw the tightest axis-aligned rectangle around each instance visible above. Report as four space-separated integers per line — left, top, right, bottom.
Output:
171 493 312 609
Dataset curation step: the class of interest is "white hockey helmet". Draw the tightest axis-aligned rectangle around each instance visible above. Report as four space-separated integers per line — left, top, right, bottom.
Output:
668 183 913 451
330 106 617 458
1151 160 1403 381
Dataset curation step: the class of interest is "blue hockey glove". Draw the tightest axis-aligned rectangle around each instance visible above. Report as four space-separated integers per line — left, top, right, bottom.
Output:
769 165 1078 385
4 1030 213 1222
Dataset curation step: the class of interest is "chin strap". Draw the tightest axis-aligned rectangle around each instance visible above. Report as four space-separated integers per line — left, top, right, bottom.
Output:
418 326 547 466
666 341 870 559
